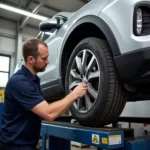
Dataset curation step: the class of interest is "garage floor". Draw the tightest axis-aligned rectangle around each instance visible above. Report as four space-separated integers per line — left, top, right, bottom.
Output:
71 146 96 150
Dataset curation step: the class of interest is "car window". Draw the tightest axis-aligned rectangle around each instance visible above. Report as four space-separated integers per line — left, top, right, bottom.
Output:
37 31 43 40
38 31 56 42
42 32 50 41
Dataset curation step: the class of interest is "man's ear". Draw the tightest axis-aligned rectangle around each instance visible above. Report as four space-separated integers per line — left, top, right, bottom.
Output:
28 56 35 64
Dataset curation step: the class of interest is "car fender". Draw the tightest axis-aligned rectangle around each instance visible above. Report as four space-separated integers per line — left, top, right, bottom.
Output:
59 15 120 76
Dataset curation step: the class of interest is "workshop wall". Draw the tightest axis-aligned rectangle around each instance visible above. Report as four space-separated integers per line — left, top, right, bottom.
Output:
0 18 16 77
15 26 40 65
0 19 16 37
0 18 39 87
22 26 39 41
121 101 150 137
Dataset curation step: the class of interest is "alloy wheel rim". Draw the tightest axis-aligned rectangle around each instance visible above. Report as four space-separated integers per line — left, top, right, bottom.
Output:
69 49 100 113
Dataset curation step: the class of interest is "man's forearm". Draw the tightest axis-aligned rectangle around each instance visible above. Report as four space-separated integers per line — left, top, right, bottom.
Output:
48 92 76 120
31 83 87 122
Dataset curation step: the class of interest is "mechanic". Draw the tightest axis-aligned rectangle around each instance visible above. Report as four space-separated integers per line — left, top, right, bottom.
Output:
0 39 88 150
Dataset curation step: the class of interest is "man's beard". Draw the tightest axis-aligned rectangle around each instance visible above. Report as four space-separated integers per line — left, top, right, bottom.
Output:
33 65 46 73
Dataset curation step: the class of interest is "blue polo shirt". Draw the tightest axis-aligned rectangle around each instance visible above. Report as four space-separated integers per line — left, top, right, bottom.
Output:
0 65 44 146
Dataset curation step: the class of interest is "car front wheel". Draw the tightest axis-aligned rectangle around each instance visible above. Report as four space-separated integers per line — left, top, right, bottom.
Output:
65 37 126 127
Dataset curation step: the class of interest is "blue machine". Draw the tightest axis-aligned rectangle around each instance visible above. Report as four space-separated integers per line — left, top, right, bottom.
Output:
125 136 150 150
40 121 150 150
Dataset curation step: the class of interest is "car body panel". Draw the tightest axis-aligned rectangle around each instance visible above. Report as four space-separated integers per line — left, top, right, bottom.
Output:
99 0 150 54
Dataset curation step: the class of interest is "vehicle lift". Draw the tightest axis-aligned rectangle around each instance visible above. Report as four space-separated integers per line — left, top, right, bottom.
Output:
41 117 150 150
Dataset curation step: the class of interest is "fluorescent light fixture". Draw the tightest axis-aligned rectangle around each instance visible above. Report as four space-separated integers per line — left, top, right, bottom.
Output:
0 3 48 21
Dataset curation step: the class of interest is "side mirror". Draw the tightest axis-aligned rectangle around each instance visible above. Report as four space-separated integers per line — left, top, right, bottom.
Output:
39 18 64 31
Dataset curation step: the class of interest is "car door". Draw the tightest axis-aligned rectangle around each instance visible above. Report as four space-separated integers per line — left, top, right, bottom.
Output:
37 30 60 90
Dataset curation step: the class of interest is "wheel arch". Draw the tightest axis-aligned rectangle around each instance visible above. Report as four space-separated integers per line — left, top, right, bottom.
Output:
60 15 120 87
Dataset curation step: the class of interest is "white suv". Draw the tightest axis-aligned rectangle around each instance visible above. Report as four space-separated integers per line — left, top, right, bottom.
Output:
21 0 150 126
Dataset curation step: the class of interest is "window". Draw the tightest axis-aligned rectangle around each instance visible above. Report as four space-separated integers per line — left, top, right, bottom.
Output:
37 31 53 42
37 31 43 40
0 55 10 87
42 32 51 41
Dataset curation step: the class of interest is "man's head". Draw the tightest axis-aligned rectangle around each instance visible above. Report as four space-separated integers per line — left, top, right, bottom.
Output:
22 39 49 73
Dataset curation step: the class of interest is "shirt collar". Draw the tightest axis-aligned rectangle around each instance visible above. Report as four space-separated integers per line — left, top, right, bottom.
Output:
21 65 40 81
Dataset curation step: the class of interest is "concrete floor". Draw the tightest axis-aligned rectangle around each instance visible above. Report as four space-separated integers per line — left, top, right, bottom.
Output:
71 146 96 150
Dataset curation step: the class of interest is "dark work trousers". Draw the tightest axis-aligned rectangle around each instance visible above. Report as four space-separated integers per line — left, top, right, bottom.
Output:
0 140 39 150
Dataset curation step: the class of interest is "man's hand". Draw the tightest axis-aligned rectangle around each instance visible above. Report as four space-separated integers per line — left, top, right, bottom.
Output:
72 83 88 99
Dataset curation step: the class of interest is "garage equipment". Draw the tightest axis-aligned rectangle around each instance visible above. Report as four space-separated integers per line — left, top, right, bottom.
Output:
0 89 4 128
40 120 150 150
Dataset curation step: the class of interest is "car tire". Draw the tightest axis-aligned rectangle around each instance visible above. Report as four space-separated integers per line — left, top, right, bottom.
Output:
65 37 126 126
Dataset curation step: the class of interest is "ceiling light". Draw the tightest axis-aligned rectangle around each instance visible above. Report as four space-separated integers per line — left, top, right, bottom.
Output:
0 3 48 21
